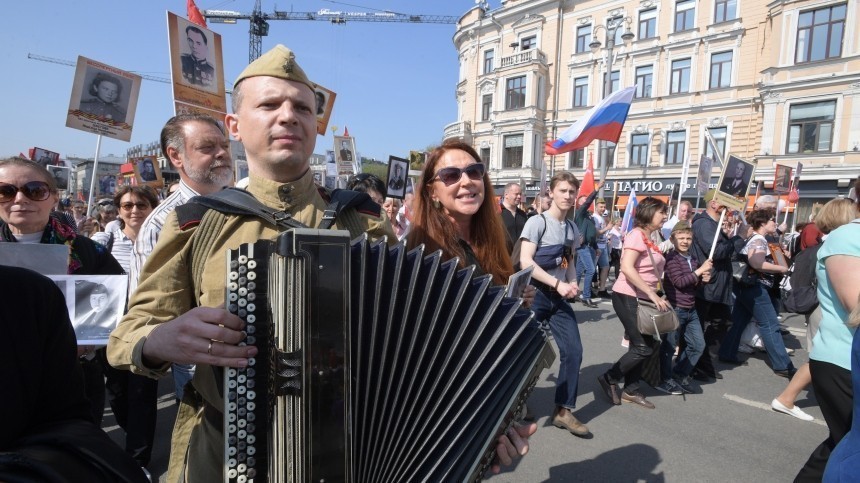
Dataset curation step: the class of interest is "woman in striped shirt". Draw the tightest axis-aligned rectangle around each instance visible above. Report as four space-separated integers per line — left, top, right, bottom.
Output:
93 185 159 274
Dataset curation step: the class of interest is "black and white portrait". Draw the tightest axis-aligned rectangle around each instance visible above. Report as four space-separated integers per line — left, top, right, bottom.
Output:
33 147 60 168
134 157 160 184
72 278 125 344
78 70 131 124
774 164 793 194
718 156 753 198
47 166 71 191
386 156 409 199
179 24 217 92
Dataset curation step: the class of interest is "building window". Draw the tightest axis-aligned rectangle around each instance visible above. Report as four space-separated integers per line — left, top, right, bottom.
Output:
665 131 686 164
714 0 737 23
609 16 624 45
704 127 727 161
630 133 649 166
787 101 836 153
481 94 492 121
520 35 536 51
602 70 620 96
635 65 653 98
638 8 657 39
675 0 696 32
573 77 589 107
483 49 494 74
576 25 592 53
670 58 691 94
568 149 585 169
503 134 524 168
480 147 490 164
795 4 846 64
709 51 732 89
505 76 526 110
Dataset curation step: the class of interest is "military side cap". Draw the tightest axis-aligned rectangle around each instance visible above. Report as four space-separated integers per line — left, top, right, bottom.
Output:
671 220 692 233
233 44 315 91
703 189 716 202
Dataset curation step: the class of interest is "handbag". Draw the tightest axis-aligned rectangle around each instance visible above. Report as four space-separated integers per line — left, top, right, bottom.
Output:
635 242 679 340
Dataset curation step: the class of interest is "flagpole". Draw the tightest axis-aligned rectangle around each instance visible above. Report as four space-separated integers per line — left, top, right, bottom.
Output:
86 135 102 218
611 181 619 221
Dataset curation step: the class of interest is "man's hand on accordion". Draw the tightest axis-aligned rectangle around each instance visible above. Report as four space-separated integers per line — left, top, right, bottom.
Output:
142 306 258 368
491 421 538 474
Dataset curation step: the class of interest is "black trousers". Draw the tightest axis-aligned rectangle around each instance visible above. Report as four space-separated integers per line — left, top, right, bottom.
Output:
795 359 853 482
606 292 659 393
103 362 159 467
692 298 732 376
79 353 105 425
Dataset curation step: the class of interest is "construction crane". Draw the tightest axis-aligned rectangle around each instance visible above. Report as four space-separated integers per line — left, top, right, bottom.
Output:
204 0 459 63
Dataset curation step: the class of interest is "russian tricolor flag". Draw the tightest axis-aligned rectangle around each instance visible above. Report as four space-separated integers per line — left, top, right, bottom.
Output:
620 188 638 235
545 87 636 155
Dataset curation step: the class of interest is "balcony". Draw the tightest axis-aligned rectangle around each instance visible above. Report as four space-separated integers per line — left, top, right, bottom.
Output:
499 49 547 69
442 121 472 143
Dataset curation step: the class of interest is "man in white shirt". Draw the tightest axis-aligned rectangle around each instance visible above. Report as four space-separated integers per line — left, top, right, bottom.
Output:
131 113 233 401
592 198 615 298
661 200 693 241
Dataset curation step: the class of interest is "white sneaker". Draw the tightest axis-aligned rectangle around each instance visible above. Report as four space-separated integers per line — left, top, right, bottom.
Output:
771 398 814 421
737 344 755 354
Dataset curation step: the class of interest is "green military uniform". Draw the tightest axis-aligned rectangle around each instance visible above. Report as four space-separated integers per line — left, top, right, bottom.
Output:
79 98 127 123
107 170 393 482
181 54 216 88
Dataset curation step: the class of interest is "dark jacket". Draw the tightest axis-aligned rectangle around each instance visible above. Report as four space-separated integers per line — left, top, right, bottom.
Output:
501 206 528 251
664 251 701 309
691 211 734 305
574 190 599 249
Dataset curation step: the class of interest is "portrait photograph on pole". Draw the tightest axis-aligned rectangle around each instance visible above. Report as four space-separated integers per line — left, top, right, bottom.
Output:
714 154 756 211
31 147 61 168
386 156 409 199
46 165 71 192
314 84 336 135
774 164 794 194
167 11 227 115
65 56 142 142
333 136 356 176
131 156 163 188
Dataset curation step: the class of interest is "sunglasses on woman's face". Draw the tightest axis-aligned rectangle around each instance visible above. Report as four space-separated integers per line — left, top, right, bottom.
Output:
120 202 150 211
432 163 485 186
0 181 53 203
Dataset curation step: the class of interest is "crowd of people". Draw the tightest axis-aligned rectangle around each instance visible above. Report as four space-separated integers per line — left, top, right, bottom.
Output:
1 43 858 482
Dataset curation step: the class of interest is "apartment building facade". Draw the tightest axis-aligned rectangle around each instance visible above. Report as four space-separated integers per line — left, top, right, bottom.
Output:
447 0 858 219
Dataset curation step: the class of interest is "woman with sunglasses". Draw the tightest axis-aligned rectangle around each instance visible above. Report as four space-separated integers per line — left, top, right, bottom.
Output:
407 140 537 468
91 184 161 469
0 157 123 426
718 208 795 377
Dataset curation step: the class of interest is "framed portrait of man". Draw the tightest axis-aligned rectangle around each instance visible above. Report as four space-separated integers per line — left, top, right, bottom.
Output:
314 84 336 135
333 136 356 175
387 156 409 200
47 165 71 192
167 12 227 115
66 56 142 142
774 164 793 194
132 156 163 187
31 147 60 168
714 154 756 211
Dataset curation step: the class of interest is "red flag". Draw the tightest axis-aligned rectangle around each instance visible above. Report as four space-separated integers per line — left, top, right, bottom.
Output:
579 152 595 197
187 0 207 27
343 126 350 137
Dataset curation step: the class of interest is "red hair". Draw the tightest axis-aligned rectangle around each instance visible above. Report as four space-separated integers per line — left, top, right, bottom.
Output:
407 140 512 285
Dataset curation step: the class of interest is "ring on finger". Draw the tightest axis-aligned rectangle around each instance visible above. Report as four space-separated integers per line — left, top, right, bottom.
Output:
207 340 213 355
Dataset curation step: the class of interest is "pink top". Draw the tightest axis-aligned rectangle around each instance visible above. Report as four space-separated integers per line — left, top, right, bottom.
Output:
612 228 666 299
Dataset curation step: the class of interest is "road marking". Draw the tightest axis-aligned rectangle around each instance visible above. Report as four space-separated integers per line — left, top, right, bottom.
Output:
723 394 826 426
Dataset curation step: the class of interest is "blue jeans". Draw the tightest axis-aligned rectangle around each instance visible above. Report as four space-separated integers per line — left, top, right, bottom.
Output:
576 246 596 299
173 363 196 401
719 283 794 372
660 307 705 380
531 288 583 409
596 246 610 268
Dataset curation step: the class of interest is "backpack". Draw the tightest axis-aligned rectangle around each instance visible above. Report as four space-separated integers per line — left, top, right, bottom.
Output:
782 244 821 315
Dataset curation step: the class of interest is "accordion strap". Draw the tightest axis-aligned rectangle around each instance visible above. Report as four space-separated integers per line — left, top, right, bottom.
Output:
188 188 310 231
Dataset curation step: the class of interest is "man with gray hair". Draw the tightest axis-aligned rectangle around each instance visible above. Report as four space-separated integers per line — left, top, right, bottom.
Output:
131 113 233 402
500 182 527 251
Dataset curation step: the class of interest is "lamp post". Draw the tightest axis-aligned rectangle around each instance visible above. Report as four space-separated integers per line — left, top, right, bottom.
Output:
589 17 634 197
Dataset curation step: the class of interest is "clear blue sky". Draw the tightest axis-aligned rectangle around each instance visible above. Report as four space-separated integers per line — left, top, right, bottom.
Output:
1 0 484 163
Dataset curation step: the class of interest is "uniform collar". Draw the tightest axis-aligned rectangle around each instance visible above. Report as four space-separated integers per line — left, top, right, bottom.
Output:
246 169 316 211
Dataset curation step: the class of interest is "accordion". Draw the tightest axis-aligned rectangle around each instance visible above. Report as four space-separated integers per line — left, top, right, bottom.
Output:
223 229 554 482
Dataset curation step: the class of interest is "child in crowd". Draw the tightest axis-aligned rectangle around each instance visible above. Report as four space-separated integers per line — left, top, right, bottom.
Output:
657 221 713 394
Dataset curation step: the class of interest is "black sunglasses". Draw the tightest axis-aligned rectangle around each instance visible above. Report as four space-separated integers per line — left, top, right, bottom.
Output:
0 181 53 203
432 163 485 186
120 202 151 211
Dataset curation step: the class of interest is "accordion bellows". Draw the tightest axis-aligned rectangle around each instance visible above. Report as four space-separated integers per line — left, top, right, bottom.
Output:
223 229 554 482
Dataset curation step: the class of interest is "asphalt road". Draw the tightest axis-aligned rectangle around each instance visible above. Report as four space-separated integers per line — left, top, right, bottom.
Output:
104 301 827 482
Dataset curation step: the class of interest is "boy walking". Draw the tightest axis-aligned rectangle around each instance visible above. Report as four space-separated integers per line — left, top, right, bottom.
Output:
657 222 713 394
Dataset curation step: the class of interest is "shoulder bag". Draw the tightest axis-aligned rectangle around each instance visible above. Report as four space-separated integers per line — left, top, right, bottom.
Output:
636 240 680 340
